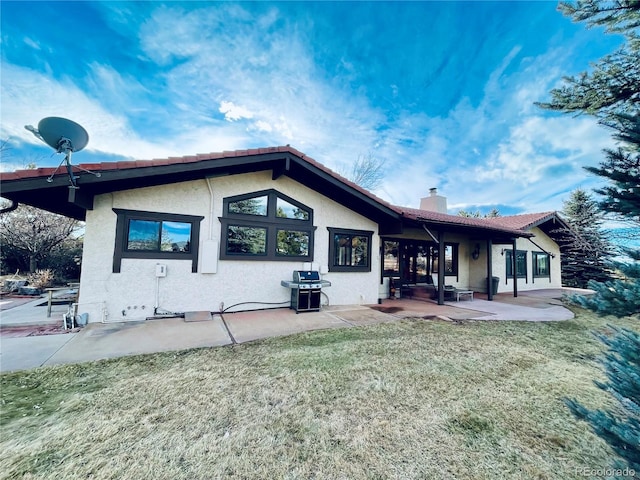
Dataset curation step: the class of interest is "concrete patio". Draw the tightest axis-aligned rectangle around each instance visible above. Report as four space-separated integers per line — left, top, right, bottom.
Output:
0 288 584 373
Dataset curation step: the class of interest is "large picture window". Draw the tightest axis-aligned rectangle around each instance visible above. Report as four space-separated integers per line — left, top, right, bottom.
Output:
113 209 203 273
533 251 551 279
328 228 373 272
220 190 314 261
506 249 527 279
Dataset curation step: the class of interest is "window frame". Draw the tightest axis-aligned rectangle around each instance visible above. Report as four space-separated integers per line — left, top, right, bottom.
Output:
431 242 459 278
328 227 373 272
220 189 315 261
505 249 528 279
532 251 551 280
112 209 204 273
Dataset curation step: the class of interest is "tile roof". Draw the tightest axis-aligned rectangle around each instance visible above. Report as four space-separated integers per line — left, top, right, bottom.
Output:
0 146 295 181
394 206 531 236
482 212 560 230
0 145 554 237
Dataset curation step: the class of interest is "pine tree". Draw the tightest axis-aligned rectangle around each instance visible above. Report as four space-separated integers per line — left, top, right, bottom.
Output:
556 188 613 288
537 0 640 315
538 2 640 474
565 327 640 473
537 1 640 226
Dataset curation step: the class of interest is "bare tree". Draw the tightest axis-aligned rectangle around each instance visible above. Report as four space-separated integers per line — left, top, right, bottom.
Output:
344 153 386 191
0 204 80 272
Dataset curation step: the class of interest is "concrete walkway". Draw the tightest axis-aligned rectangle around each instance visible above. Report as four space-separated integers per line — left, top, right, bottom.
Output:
0 289 581 373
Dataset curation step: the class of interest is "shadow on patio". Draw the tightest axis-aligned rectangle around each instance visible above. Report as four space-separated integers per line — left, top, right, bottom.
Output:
369 288 588 322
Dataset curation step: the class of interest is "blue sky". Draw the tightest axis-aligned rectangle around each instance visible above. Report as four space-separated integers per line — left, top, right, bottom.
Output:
0 1 624 215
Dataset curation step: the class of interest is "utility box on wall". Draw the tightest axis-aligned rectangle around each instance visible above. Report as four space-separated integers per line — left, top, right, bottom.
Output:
200 240 219 274
155 264 167 277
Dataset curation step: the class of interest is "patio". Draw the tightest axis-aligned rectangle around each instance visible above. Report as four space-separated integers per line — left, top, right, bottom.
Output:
0 289 582 372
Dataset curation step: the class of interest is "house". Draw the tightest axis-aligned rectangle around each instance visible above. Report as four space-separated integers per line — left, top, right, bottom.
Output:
0 146 566 323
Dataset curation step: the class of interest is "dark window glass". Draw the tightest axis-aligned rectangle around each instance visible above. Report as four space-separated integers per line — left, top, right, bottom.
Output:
328 228 373 272
431 243 458 276
162 221 192 252
228 196 268 216
221 190 315 261
506 250 527 278
277 229 310 256
112 209 203 273
226 226 267 255
533 252 550 278
276 198 309 220
127 220 192 252
334 234 368 266
444 244 455 275
128 220 160 251
383 241 399 276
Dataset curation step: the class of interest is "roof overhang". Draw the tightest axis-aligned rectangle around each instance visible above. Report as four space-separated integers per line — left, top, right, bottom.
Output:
0 148 403 231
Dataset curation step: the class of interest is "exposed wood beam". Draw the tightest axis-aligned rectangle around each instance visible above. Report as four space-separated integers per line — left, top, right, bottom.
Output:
271 156 290 180
68 187 94 211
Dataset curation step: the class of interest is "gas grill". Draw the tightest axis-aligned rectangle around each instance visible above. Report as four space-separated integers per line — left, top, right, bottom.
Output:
280 270 331 313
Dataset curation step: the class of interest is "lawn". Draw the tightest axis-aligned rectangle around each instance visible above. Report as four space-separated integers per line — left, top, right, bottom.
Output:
1 308 637 479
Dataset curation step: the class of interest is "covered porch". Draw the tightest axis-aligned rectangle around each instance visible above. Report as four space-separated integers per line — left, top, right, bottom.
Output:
380 228 528 305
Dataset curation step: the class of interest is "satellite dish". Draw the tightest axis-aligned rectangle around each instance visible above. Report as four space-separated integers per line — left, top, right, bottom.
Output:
24 117 99 189
37 117 89 153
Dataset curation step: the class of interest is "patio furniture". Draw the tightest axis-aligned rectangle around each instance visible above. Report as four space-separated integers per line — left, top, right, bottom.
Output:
455 290 474 302
443 285 456 301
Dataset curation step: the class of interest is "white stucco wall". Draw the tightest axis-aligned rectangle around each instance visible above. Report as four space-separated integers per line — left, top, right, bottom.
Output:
486 227 562 294
77 172 380 323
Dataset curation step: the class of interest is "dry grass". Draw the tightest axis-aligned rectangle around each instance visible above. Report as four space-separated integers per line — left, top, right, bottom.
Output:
1 308 637 479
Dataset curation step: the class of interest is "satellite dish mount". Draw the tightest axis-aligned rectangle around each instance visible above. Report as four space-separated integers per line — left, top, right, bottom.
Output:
24 117 100 189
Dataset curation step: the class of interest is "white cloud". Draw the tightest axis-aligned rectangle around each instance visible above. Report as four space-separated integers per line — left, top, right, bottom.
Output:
0 2 619 217
219 101 254 121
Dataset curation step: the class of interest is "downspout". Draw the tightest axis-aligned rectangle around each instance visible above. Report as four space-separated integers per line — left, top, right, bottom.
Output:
206 178 215 240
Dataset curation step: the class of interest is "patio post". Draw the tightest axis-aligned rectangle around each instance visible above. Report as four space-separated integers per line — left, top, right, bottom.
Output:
486 238 493 301
512 238 518 298
437 232 445 305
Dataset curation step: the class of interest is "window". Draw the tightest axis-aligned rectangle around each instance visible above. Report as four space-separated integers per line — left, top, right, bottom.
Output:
382 240 400 277
227 225 267 255
431 243 459 276
328 228 373 272
113 209 204 273
533 252 550 279
506 249 527 279
127 220 192 252
220 190 315 261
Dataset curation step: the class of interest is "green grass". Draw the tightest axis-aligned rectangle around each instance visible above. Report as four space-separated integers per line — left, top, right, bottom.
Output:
1 308 637 479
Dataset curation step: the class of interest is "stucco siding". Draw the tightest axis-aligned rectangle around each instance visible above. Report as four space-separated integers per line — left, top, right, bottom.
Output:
78 172 380 322
489 227 562 293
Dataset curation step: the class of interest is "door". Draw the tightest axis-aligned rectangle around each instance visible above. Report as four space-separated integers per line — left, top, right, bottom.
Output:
400 241 432 284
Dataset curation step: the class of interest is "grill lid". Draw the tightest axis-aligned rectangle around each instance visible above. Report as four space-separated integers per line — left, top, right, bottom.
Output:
293 270 321 282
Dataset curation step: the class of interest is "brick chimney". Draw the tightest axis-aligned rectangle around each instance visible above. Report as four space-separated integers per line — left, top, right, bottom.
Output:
420 188 448 214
